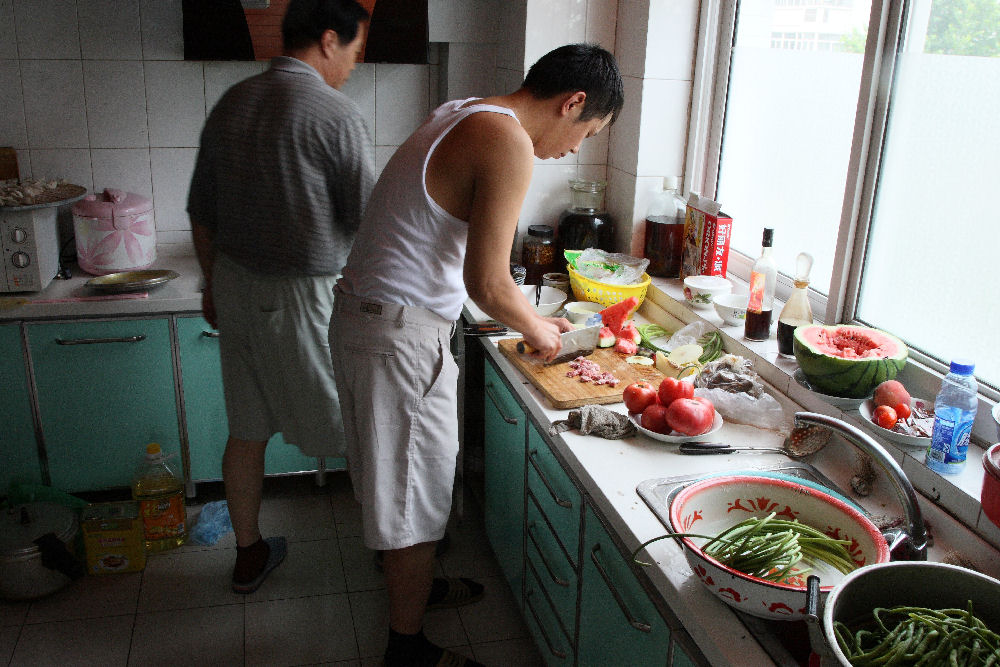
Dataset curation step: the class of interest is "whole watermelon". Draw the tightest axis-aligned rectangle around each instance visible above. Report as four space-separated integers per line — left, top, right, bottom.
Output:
793 324 907 399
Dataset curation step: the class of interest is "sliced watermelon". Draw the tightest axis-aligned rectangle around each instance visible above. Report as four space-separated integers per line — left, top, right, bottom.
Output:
619 320 641 345
793 324 907 398
614 337 638 355
598 326 616 348
599 296 640 336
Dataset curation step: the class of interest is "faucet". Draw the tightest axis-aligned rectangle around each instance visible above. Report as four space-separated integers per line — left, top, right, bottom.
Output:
793 411 928 561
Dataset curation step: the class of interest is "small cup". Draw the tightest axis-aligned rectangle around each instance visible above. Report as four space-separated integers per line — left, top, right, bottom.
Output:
542 272 569 289
712 293 748 326
682 275 732 309
563 301 603 324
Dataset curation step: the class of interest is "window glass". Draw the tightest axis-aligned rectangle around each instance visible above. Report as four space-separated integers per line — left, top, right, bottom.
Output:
716 0 871 294
857 0 1000 389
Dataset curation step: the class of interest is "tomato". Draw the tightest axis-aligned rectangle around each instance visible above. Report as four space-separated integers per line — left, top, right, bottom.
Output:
623 381 658 414
873 405 898 430
665 398 715 436
641 403 671 434
658 377 694 408
893 402 911 420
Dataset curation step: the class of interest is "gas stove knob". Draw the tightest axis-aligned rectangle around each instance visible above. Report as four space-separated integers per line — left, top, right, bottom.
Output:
11 251 30 268
10 227 27 243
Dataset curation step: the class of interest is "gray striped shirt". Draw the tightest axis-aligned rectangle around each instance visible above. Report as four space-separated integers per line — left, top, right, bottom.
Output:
188 57 375 276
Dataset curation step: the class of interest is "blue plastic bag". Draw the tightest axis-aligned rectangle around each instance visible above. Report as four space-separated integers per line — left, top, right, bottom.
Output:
188 500 233 545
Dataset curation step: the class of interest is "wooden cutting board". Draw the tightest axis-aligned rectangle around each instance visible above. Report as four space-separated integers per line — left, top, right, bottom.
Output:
498 337 666 409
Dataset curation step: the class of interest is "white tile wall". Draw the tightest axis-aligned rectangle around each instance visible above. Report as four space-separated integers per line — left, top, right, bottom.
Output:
635 78 690 177
496 0 527 71
524 0 587 70
645 0 699 81
445 42 499 100
0 0 436 254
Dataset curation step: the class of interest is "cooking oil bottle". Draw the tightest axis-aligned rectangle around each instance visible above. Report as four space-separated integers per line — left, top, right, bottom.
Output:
132 443 187 552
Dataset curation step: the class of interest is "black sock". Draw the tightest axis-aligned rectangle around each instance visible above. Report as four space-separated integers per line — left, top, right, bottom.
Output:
384 628 442 667
233 538 268 584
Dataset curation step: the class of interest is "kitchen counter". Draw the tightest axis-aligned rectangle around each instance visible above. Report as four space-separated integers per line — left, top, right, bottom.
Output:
470 291 1000 666
0 253 203 321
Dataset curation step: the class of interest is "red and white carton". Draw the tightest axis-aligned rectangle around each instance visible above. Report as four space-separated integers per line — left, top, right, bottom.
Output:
681 193 732 279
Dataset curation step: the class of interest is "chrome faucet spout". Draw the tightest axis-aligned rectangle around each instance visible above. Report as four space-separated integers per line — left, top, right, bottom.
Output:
793 411 928 561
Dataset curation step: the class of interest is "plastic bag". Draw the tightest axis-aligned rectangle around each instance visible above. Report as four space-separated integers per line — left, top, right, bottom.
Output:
188 500 233 546
663 321 712 351
572 249 649 285
693 354 792 434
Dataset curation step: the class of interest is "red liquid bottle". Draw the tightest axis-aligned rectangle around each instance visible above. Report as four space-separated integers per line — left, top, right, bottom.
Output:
744 228 775 342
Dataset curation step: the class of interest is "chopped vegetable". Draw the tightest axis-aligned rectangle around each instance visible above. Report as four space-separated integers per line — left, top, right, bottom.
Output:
637 323 672 352
834 601 1000 666
697 331 724 364
632 513 858 583
625 355 654 366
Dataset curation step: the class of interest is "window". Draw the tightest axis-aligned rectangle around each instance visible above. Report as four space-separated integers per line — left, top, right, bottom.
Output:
688 0 1000 399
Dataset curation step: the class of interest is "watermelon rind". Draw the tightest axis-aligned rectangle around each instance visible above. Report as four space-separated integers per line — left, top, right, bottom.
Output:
792 324 907 399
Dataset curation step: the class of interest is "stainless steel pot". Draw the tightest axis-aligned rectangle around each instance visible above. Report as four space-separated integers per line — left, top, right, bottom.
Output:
809 561 1000 665
0 502 84 600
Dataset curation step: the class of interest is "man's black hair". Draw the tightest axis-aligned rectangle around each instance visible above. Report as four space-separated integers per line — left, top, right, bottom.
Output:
522 43 625 124
282 0 370 51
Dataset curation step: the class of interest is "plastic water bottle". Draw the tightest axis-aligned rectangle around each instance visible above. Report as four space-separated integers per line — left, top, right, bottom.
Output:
925 360 978 474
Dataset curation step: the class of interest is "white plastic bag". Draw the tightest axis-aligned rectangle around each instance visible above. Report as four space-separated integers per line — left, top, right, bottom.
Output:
575 249 650 285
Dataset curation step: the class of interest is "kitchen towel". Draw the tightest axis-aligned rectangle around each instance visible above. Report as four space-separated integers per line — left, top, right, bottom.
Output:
549 405 637 439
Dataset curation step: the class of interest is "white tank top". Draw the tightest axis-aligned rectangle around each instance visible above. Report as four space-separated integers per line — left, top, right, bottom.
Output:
339 98 519 321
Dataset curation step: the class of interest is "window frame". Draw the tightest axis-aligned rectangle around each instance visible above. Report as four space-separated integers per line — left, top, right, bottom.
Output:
684 0 999 430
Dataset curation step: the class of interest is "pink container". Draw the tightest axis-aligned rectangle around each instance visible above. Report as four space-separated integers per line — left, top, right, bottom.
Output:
982 443 1000 529
71 189 156 275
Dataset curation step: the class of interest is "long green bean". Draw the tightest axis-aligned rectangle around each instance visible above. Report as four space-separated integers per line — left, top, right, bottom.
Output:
835 601 1000 666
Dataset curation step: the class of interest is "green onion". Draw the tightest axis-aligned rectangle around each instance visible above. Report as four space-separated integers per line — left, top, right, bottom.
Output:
636 323 673 352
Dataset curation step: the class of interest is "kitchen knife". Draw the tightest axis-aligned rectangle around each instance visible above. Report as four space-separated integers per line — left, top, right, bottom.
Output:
516 325 600 365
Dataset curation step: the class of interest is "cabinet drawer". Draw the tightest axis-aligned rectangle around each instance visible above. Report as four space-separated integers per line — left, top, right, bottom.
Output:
524 558 575 667
526 495 577 634
525 425 580 567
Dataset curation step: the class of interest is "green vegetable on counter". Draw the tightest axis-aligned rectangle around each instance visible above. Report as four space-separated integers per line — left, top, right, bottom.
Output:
834 602 1000 666
636 323 672 352
697 331 724 364
632 512 858 583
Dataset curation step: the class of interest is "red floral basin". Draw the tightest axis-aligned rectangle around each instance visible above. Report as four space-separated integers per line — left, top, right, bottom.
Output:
668 475 890 621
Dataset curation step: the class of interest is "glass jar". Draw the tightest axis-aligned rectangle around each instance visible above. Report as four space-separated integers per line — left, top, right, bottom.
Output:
556 179 615 260
520 224 556 285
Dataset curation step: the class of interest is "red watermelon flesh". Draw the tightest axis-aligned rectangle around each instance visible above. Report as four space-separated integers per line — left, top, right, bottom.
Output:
599 297 640 336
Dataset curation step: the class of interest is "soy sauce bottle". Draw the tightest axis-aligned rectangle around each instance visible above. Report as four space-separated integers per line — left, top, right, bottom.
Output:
744 228 776 341
777 252 813 357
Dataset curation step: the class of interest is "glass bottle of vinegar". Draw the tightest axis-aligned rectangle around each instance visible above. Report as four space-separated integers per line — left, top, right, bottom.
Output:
777 252 814 357
744 228 776 341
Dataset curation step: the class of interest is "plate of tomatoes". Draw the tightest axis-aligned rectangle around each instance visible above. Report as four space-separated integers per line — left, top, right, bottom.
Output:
857 380 935 450
623 377 722 443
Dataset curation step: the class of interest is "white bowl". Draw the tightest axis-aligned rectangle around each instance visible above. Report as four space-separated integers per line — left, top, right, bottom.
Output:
858 397 934 450
712 293 747 326
667 475 889 621
520 285 567 316
562 301 603 324
683 275 732 309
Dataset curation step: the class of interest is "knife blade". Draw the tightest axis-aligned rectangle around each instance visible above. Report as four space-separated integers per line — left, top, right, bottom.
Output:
515 325 601 365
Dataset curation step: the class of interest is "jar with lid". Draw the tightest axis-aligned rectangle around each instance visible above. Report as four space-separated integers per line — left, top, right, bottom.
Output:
556 179 615 260
520 225 556 284
643 176 687 278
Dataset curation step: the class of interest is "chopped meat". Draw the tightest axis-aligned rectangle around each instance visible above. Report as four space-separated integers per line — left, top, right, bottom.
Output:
566 356 619 386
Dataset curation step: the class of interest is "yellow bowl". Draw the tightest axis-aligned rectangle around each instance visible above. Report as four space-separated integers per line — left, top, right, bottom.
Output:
567 266 649 312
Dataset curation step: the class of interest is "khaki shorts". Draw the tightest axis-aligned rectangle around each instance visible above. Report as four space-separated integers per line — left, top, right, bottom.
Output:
212 253 343 456
330 288 459 551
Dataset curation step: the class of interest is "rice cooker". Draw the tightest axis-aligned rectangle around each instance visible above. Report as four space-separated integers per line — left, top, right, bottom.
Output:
71 188 156 276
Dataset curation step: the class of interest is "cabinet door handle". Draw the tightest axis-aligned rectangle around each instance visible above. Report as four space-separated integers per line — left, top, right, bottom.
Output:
55 334 146 345
200 330 220 338
527 522 570 587
590 543 652 633
528 450 572 508
485 381 518 424
524 590 568 660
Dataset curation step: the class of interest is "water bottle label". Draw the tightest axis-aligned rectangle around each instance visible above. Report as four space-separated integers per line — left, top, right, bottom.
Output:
928 413 973 465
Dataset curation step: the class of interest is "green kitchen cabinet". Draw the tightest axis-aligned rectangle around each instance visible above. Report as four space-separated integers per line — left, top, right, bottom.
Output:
25 318 180 492
483 358 526 601
1 323 42 490
578 504 672 667
174 316 326 482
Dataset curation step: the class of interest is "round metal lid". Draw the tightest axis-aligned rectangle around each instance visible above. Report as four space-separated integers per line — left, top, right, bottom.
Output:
0 502 78 558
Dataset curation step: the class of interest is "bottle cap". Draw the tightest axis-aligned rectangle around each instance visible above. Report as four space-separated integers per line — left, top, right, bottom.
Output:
949 359 975 375
146 443 161 456
762 228 774 247
526 225 554 238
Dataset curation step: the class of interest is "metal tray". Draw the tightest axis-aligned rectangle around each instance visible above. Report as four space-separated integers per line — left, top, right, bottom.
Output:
86 270 179 293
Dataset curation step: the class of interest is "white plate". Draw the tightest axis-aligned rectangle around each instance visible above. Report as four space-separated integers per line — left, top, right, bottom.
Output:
858 397 934 450
793 369 872 410
629 411 724 443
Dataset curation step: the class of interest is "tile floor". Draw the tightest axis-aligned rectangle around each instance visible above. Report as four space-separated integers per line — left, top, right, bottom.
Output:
0 473 544 666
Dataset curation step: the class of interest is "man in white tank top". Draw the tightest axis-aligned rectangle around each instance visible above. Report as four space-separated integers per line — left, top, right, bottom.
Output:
332 44 624 667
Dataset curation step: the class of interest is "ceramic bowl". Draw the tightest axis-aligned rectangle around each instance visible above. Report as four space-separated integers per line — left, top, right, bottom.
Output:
520 285 567 317
712 293 747 326
562 301 603 324
683 275 732 309
667 475 889 621
858 397 934 451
